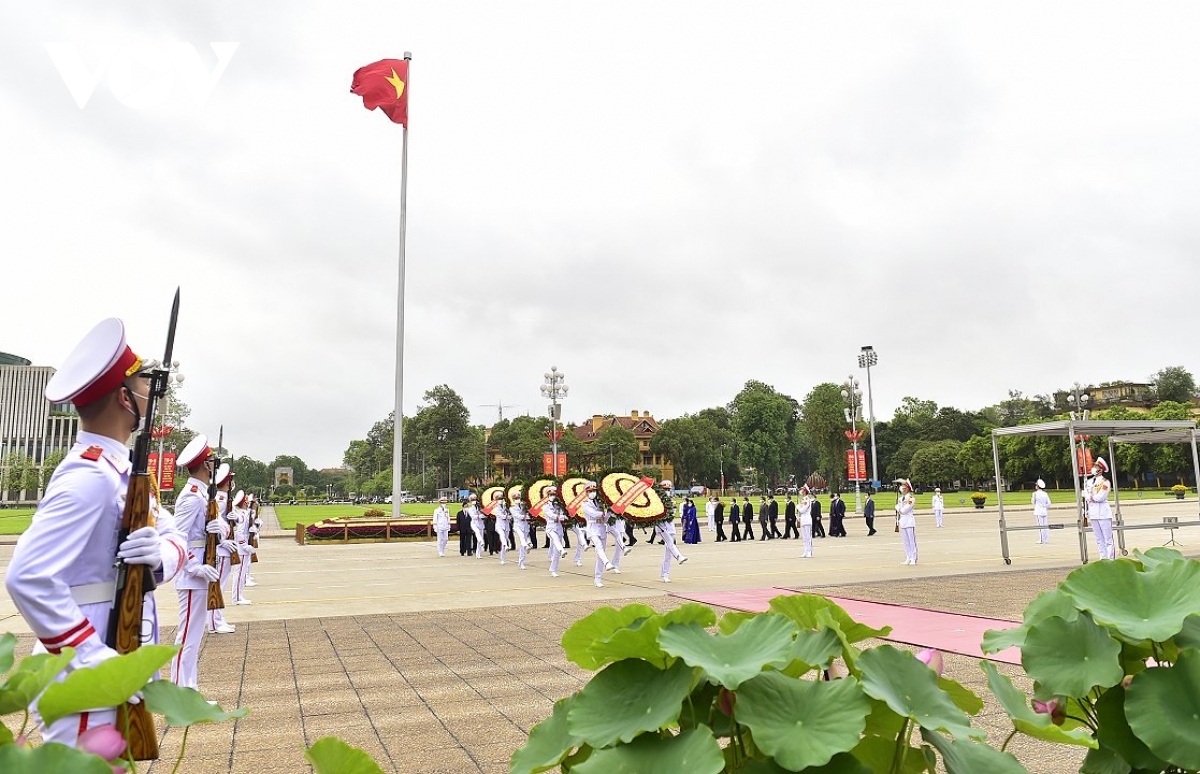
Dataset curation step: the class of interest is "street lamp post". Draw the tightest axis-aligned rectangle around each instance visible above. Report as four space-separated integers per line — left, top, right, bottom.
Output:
858 346 879 490
1066 383 1090 421
841 376 865 514
155 363 185 491
437 429 452 489
540 366 569 476
608 442 614 468
719 443 729 494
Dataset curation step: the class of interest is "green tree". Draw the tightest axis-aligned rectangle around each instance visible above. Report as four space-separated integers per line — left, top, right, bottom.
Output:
650 417 707 485
1152 366 1197 403
40 449 68 488
957 434 994 484
1150 400 1194 483
909 440 964 486
596 424 640 470
798 383 849 488
729 381 796 487
3 452 39 496
229 455 271 496
886 438 932 481
493 416 551 478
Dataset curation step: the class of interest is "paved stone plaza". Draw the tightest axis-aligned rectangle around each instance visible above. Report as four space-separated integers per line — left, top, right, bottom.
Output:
2 498 1198 772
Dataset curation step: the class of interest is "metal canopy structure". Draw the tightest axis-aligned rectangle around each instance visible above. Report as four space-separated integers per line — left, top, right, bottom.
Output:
991 419 1200 565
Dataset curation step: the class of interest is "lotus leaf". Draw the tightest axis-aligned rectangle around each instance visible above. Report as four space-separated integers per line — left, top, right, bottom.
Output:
736 671 871 770
1060 557 1200 641
510 696 584 774
587 604 716 670
567 659 695 747
38 644 176 726
1022 614 1123 697
658 614 796 689
982 588 1078 654
0 651 75 715
561 604 659 669
1094 685 1167 772
980 662 1096 748
571 727 724 774
141 680 249 726
304 736 387 774
858 645 983 739
1125 649 1200 769
769 594 891 643
920 728 1030 774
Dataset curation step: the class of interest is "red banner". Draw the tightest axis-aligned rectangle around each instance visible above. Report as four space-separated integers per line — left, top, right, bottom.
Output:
1076 447 1094 476
543 453 567 475
846 450 867 482
149 453 177 490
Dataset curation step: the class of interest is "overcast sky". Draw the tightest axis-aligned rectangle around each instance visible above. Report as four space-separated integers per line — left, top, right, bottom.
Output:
4 2 1199 469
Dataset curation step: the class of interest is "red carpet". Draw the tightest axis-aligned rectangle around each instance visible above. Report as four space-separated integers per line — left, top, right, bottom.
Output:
670 587 1021 665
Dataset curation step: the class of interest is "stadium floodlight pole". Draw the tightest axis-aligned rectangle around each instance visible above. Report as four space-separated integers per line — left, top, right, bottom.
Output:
540 366 569 476
858 345 879 489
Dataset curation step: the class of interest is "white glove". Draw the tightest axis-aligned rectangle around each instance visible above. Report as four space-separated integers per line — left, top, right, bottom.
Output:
220 539 237 553
117 526 162 569
205 519 226 535
194 564 220 583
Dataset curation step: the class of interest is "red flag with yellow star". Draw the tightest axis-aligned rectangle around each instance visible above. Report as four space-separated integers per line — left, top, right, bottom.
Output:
351 58 409 126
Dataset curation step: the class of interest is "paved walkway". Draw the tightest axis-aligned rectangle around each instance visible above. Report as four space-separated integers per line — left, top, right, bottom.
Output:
0 499 1197 772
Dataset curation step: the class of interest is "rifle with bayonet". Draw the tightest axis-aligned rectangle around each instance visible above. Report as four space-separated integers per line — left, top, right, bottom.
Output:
226 474 240 567
106 287 180 760
205 426 226 611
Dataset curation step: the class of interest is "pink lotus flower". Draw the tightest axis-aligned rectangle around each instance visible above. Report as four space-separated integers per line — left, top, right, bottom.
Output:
1032 698 1066 726
916 648 944 677
78 724 127 762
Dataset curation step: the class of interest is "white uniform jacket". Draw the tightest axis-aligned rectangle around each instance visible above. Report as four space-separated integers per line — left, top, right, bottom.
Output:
233 505 253 555
799 496 813 526
897 493 916 529
432 505 451 532
5 431 186 663
931 494 944 512
1085 477 1113 520
580 498 607 531
1032 490 1051 517
511 502 528 525
173 477 219 591
542 502 566 533
215 491 234 558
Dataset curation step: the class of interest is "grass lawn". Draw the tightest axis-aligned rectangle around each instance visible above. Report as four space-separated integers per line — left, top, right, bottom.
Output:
0 509 36 535
274 503 438 530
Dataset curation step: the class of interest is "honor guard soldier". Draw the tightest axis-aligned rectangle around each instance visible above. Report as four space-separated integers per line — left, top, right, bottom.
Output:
579 482 615 587
1085 458 1115 559
207 463 237 634
1032 479 1051 544
171 434 224 689
4 319 187 747
896 479 918 565
432 496 451 556
246 493 260 587
230 490 254 603
654 481 688 582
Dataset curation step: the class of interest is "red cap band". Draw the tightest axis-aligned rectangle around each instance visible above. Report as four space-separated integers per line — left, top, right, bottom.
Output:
73 346 140 407
185 446 213 469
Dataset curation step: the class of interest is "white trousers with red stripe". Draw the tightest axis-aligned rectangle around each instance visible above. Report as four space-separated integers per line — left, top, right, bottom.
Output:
208 553 232 630
233 550 251 602
172 588 207 689
38 706 117 748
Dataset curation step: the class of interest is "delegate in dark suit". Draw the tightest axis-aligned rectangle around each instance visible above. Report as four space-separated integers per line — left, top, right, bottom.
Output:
768 497 782 538
830 495 847 537
783 497 798 539
758 498 771 540
741 500 755 541
864 495 877 535
811 497 825 538
457 506 475 556
714 500 727 542
729 501 741 542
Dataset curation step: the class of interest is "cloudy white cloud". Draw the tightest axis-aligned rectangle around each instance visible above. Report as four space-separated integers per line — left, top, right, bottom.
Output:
3 1 1199 468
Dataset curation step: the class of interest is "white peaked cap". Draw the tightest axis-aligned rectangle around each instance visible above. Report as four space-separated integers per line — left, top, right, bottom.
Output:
233 489 246 506
1036 479 1046 489
215 463 232 486
178 434 212 469
44 318 143 406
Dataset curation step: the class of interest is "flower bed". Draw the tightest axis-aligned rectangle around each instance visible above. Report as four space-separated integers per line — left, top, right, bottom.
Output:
304 517 449 543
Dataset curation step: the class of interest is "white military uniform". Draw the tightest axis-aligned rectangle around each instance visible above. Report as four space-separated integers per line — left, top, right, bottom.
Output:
605 508 631 570
172 474 222 689
5 431 186 746
799 494 814 558
897 489 918 565
494 501 513 564
511 500 533 569
467 501 485 558
572 516 589 566
432 502 451 556
580 496 614 586
931 492 944 528
1085 474 1115 559
232 494 253 603
1032 486 1051 544
207 488 236 633
654 516 687 582
705 497 716 532
542 500 568 575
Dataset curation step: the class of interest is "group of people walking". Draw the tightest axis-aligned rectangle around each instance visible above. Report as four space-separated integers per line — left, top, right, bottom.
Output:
695 490 863 543
429 479 690 585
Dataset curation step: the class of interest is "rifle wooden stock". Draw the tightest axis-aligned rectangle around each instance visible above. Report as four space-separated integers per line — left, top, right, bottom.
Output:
205 498 225 610
250 501 260 562
228 502 240 567
109 473 161 760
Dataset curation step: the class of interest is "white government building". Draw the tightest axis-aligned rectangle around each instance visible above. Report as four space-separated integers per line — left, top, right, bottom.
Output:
0 351 80 504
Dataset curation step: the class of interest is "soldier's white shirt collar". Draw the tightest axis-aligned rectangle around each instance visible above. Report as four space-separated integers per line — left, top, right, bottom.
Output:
76 430 132 475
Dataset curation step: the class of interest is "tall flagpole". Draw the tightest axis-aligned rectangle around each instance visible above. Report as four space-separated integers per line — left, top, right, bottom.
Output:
392 51 411 517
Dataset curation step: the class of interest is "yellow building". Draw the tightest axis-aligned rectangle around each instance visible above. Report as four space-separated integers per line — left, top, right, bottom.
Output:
572 411 675 481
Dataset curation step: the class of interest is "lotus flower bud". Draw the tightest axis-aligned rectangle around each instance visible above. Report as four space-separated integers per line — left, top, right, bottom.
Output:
916 648 944 677
1032 698 1065 726
78 724 127 762
718 687 736 717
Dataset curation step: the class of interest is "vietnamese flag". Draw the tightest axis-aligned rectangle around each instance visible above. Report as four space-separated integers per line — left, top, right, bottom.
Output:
351 58 409 126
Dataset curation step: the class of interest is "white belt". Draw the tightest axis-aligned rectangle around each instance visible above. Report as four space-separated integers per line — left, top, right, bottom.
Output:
70 580 116 606
188 540 206 548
